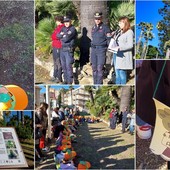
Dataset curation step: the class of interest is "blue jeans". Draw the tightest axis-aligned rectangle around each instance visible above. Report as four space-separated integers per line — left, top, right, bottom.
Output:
112 53 127 85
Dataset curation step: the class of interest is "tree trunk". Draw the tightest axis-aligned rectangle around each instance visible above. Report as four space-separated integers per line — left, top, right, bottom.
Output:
111 89 120 105
166 48 170 59
141 42 147 59
0 111 3 120
31 111 34 130
21 111 24 125
80 1 108 39
119 86 131 112
72 1 80 21
17 111 20 126
136 30 143 56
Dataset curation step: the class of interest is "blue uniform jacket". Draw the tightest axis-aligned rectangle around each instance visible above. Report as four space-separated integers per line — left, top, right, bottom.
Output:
91 22 111 47
57 25 77 48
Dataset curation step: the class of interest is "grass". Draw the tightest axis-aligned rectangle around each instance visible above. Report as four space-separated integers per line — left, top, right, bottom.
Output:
0 1 34 109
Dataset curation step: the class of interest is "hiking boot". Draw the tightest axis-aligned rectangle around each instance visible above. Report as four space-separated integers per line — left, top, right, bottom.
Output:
50 77 56 81
56 78 62 84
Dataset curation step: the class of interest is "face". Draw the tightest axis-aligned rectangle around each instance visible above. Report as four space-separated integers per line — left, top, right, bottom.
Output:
119 20 125 29
56 20 60 25
64 21 71 27
94 17 102 25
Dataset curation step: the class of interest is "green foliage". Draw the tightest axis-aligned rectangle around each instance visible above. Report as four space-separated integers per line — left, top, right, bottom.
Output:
157 0 170 54
16 123 32 140
137 22 154 58
135 54 141 59
0 119 7 127
36 17 56 55
89 106 100 117
0 23 33 42
35 0 78 26
146 45 160 59
109 2 135 30
58 92 62 107
4 113 33 140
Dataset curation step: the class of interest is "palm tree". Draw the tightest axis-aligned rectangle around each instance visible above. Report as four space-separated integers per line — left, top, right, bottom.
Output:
119 86 132 112
69 85 74 106
17 111 20 125
36 17 56 55
84 85 95 104
109 2 135 31
0 111 3 120
80 1 108 39
60 88 68 106
142 23 154 59
137 22 154 58
164 40 170 59
136 22 147 56
21 111 24 125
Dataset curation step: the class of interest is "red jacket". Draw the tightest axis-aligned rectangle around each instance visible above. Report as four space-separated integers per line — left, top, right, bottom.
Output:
51 24 64 48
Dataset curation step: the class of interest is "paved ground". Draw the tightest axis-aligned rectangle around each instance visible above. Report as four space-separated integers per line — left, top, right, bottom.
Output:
36 121 134 169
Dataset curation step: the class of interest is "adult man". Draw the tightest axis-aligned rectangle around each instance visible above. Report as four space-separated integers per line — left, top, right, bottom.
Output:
57 16 77 84
122 106 128 133
91 12 111 84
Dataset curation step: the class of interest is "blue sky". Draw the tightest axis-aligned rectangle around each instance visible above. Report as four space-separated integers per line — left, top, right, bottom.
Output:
3 111 32 122
136 0 164 47
38 85 80 94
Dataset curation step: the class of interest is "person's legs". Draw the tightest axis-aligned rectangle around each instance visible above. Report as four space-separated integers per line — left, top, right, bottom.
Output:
52 47 58 79
55 48 62 82
115 69 121 84
96 48 106 84
112 53 120 84
65 51 74 84
119 69 127 84
122 118 126 132
91 48 97 84
60 50 67 83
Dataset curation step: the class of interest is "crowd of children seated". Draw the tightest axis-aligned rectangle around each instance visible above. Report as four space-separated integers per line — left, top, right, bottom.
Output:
35 103 91 169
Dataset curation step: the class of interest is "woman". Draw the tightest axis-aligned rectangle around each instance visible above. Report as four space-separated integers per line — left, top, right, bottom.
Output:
112 16 133 84
51 16 64 83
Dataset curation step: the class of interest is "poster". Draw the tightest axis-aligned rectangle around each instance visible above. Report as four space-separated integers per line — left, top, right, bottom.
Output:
0 127 28 168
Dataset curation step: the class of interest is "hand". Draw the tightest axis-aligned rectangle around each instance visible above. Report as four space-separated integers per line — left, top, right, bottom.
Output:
106 33 111 37
60 32 64 35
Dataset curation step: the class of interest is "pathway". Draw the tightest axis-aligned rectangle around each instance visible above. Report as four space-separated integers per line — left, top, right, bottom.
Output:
36 121 134 169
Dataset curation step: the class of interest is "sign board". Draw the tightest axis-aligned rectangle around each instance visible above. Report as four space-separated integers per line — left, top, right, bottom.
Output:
0 127 28 168
150 98 170 161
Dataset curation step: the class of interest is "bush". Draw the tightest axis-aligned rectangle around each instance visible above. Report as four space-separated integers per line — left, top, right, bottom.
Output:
36 17 56 55
16 123 32 139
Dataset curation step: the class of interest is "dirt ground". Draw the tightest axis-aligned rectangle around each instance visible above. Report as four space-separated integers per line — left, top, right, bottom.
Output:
0 1 34 109
136 128 167 170
36 121 134 169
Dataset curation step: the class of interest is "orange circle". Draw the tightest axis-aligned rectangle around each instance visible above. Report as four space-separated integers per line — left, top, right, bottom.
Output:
5 85 28 110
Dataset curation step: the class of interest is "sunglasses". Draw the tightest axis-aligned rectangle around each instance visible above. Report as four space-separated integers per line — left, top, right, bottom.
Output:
95 18 101 20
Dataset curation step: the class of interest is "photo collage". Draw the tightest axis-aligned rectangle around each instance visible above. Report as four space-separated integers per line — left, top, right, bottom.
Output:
0 0 170 169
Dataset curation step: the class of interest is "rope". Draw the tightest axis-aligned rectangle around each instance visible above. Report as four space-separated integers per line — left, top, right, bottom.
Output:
153 60 167 98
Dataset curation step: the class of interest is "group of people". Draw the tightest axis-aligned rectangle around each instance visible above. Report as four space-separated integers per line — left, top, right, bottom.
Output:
109 107 135 135
51 12 133 85
35 103 91 169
